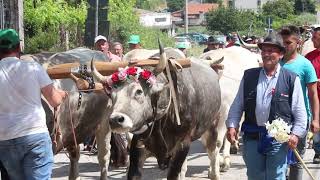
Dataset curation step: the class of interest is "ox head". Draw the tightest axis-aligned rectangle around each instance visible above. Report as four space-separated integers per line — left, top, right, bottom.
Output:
91 40 168 133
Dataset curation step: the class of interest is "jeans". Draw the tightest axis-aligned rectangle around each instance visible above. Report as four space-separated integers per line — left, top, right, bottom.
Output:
242 134 288 180
0 160 9 180
0 132 53 180
313 132 320 154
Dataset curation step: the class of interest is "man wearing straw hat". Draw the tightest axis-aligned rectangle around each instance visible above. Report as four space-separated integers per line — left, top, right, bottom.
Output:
0 29 67 179
226 32 308 180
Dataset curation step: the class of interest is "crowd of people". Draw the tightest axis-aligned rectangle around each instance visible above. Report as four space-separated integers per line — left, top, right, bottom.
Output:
0 25 320 180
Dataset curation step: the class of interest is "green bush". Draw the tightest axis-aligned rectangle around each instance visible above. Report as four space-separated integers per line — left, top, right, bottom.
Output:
24 32 59 54
24 0 87 53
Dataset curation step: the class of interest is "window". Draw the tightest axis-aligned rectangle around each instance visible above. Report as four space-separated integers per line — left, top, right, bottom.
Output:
155 17 166 22
257 0 261 7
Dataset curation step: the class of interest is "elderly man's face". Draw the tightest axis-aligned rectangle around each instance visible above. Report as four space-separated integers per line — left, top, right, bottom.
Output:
113 44 123 56
95 40 109 52
261 44 283 69
208 43 219 50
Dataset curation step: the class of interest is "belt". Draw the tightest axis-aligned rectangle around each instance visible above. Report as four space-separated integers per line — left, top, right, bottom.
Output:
244 132 259 140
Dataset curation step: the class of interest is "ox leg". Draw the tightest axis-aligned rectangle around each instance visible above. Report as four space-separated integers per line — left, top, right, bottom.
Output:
167 142 190 180
178 158 188 180
96 119 112 180
67 145 81 180
220 134 231 172
218 102 231 172
128 135 147 180
201 126 222 180
127 136 147 180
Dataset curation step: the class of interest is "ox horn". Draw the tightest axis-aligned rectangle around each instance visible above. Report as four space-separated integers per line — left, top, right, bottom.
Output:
237 33 258 48
153 38 167 75
90 58 108 82
203 56 224 65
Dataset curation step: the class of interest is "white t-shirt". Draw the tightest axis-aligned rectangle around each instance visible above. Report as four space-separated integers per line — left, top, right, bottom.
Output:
0 57 52 140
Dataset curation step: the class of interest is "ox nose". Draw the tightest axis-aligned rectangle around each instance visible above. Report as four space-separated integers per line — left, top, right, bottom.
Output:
111 115 125 124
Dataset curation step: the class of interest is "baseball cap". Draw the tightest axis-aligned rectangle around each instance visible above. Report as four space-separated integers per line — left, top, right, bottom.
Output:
128 35 140 44
0 29 20 49
94 35 107 44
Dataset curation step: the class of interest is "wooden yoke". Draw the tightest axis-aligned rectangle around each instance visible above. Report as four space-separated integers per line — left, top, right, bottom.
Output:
69 73 104 92
47 59 191 79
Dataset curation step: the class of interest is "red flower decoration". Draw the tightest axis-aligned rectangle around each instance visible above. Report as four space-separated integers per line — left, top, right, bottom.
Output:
111 72 119 83
140 70 152 80
127 67 137 76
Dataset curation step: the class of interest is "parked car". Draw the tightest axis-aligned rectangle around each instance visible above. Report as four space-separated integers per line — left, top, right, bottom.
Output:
176 33 209 45
174 36 192 49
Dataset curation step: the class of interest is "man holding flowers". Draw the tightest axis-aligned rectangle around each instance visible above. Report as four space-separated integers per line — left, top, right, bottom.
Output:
226 32 308 180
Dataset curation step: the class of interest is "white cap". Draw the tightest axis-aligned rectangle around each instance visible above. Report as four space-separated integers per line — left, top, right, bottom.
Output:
94 35 107 44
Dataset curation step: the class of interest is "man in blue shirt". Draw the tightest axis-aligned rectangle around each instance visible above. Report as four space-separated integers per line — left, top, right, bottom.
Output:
226 32 307 180
279 25 320 180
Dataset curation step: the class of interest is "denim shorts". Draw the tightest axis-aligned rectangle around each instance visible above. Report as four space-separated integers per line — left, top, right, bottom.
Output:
0 132 53 180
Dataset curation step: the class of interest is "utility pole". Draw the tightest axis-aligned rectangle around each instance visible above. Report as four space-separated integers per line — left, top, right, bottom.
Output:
95 0 99 37
18 0 24 51
184 0 188 34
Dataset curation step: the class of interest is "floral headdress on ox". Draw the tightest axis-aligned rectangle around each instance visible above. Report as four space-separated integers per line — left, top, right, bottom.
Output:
103 66 157 90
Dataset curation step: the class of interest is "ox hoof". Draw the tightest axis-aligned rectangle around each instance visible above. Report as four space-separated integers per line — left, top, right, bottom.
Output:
208 171 219 180
220 163 230 172
219 157 230 172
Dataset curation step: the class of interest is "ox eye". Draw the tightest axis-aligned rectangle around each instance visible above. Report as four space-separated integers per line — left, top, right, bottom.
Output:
135 89 143 96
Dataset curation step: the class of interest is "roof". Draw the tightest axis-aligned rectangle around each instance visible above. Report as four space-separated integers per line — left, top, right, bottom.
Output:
187 3 218 15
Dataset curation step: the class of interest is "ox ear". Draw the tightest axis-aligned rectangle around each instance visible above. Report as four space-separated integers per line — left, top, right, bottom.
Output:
150 82 165 94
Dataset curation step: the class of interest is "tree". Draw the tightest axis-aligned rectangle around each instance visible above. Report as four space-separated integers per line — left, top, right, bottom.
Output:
166 0 184 12
294 0 316 14
135 0 167 11
206 7 261 34
262 0 295 19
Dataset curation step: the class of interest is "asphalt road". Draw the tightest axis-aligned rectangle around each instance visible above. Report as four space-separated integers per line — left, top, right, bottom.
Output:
52 140 320 180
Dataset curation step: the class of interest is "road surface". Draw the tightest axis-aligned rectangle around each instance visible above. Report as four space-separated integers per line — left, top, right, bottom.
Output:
52 140 320 180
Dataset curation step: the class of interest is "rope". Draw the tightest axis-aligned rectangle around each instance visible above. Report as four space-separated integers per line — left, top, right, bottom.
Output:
67 95 78 150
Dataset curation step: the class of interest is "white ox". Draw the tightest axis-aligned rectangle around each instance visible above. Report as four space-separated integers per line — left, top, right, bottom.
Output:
200 46 262 172
301 39 315 56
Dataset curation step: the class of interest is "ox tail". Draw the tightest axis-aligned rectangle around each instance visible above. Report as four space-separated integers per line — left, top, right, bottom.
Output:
110 133 128 168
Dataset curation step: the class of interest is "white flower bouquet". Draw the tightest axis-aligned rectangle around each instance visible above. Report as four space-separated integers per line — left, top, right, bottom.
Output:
265 118 291 143
265 118 315 180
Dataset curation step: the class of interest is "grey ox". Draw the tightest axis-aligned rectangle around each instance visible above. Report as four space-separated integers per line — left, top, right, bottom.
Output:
92 43 223 180
23 48 113 180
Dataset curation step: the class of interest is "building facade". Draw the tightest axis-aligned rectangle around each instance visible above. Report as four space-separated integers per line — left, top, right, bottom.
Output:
231 0 274 11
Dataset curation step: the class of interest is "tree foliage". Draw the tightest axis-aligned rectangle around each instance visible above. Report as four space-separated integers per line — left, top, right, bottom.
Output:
24 0 87 53
166 0 184 12
135 0 167 11
294 0 316 14
109 0 173 49
262 0 295 19
206 7 263 34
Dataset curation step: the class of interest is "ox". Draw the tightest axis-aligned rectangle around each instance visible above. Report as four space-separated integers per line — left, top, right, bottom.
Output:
23 48 114 180
23 47 190 180
91 43 223 180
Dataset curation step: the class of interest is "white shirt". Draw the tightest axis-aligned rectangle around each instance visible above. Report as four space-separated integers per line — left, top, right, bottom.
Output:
0 57 52 140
